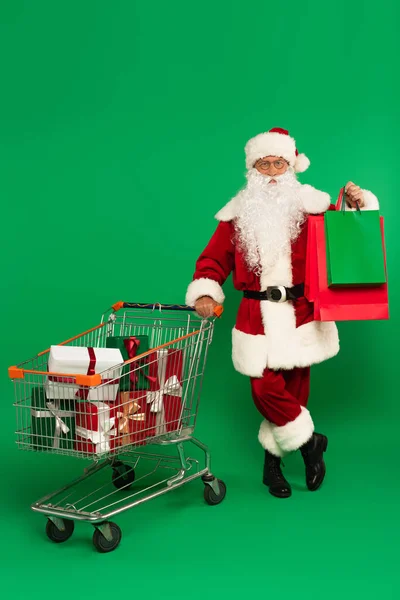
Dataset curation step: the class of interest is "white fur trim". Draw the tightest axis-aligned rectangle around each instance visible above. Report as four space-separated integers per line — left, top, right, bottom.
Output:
215 183 328 223
215 198 238 222
245 131 297 170
274 407 314 452
185 278 225 307
295 153 310 173
258 420 283 457
260 248 293 289
231 321 339 376
345 189 380 212
299 184 331 215
266 317 340 370
362 189 379 211
232 328 269 377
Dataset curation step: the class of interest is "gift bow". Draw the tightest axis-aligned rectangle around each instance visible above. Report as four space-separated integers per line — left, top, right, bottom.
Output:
46 401 71 438
124 336 155 386
75 402 116 454
117 400 146 432
147 349 183 413
115 397 146 447
31 400 74 449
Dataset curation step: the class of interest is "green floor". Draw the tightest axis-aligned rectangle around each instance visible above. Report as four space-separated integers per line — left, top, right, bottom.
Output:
2 339 399 599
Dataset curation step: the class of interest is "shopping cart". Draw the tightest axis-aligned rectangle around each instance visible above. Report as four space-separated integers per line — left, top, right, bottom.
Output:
9 301 226 553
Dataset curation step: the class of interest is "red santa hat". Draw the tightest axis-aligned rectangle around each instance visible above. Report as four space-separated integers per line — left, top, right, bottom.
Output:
244 127 310 173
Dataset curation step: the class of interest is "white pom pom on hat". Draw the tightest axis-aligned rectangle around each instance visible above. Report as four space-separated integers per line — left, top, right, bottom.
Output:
294 152 310 173
244 127 310 173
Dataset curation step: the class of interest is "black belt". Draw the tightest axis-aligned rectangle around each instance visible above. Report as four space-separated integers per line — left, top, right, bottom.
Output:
243 284 304 303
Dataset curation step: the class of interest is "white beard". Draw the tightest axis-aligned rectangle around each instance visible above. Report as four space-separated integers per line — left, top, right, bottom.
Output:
234 168 305 275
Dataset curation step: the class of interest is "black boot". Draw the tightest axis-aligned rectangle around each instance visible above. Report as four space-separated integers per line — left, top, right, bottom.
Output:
263 450 292 498
300 433 328 491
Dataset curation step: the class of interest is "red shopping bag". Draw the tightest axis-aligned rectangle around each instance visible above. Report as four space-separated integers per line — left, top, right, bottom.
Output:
309 216 389 322
305 218 319 304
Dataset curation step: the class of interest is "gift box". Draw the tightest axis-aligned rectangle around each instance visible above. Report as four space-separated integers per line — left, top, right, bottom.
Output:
45 345 123 401
147 348 184 434
31 386 75 450
106 335 152 391
114 390 157 448
324 188 386 287
75 401 117 456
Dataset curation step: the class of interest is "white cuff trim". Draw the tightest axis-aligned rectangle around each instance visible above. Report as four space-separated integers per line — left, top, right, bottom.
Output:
300 184 331 215
185 278 225 307
258 419 283 457
273 407 314 452
362 189 379 211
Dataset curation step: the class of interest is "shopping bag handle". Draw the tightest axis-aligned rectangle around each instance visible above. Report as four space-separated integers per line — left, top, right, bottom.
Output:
335 187 361 212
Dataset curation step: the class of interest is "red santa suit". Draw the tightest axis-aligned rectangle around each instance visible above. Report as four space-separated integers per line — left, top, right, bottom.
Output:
185 128 379 457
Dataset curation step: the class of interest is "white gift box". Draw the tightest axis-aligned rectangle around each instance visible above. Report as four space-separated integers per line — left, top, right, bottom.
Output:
45 345 123 402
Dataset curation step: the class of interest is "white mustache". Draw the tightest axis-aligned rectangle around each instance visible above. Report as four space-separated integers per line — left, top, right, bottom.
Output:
256 170 294 185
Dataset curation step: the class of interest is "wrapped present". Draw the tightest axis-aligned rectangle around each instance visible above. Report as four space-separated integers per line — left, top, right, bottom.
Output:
106 335 154 391
147 349 183 434
45 345 123 401
75 401 117 455
114 390 157 448
30 386 75 450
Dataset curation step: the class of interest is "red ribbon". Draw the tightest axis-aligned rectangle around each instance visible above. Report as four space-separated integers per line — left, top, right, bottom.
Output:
76 347 96 400
124 337 141 385
123 337 156 388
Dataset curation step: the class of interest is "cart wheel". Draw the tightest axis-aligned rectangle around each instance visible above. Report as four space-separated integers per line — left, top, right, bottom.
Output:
45 518 75 543
93 522 122 553
112 464 135 490
204 479 227 506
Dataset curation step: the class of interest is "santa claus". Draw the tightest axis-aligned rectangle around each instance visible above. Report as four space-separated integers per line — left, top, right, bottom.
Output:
185 127 379 499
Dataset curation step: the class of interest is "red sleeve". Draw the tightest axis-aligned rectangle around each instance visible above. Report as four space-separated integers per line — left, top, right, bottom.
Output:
185 221 235 306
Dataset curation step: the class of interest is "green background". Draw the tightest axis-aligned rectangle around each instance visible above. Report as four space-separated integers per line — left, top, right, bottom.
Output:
1 0 398 597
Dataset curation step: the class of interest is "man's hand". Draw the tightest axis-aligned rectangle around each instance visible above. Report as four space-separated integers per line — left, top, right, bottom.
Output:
194 296 220 318
345 181 365 208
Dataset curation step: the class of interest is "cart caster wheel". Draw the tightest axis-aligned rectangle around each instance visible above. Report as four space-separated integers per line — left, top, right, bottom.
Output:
203 479 226 506
93 522 122 553
45 518 75 543
112 464 135 490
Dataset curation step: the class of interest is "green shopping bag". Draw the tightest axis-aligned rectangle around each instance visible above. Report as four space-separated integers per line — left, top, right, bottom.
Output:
324 187 386 287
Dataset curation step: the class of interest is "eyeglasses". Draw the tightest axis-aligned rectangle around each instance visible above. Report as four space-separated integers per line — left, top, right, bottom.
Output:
255 159 288 171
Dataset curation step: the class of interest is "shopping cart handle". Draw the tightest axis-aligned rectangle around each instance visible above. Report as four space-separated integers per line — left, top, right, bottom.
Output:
113 301 195 312
213 305 224 318
112 301 224 317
